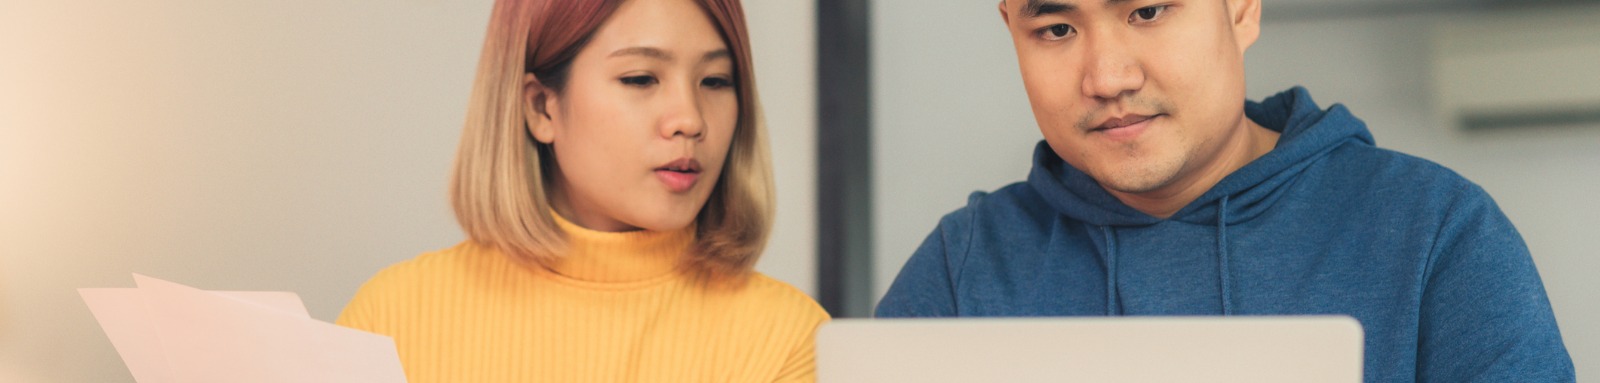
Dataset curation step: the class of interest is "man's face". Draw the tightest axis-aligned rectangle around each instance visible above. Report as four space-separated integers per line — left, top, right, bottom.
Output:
1000 0 1259 195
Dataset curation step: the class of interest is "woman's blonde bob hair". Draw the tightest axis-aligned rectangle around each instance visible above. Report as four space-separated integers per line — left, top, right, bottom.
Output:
450 0 773 283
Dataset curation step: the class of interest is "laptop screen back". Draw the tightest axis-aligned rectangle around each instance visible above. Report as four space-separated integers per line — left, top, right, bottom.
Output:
817 316 1363 383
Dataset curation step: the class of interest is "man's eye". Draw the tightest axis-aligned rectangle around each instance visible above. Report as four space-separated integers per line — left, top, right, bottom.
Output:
1131 5 1169 23
620 75 657 87
1038 24 1075 41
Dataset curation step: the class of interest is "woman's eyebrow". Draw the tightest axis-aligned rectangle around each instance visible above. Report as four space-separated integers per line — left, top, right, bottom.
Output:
610 46 673 61
702 49 731 63
609 47 730 63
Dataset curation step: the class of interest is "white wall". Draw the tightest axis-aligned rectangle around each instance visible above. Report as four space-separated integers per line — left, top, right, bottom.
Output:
747 0 819 300
0 1 817 381
870 0 1598 378
870 0 1040 301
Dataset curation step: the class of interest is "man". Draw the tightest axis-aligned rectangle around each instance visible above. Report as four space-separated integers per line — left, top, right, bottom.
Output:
874 0 1575 381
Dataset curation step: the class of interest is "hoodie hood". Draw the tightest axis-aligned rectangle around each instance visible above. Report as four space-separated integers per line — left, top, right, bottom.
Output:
1027 86 1375 227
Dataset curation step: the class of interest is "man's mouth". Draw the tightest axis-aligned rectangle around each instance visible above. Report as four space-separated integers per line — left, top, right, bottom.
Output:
1092 114 1158 132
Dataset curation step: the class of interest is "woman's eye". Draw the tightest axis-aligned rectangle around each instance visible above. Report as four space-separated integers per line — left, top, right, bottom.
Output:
701 76 734 89
1131 5 1169 23
1037 24 1075 41
620 75 657 87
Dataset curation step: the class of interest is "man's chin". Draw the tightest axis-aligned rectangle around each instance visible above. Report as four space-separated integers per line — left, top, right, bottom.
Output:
1091 167 1179 196
1098 181 1167 195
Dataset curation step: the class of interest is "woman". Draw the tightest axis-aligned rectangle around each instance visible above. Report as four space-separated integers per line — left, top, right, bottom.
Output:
336 0 828 381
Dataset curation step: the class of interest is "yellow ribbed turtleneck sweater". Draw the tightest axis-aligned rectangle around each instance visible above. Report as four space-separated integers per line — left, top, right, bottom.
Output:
336 215 830 382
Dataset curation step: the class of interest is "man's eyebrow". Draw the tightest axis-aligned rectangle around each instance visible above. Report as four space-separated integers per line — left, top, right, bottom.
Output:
1022 0 1075 18
1020 0 1137 18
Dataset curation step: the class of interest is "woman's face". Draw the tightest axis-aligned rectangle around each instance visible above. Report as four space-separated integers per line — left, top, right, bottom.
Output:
529 0 738 232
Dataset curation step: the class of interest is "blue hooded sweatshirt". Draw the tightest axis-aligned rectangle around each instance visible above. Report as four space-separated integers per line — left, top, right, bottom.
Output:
876 87 1574 382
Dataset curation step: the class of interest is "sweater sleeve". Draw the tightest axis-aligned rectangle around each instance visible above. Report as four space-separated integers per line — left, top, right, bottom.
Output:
334 262 410 336
1416 184 1574 382
769 284 831 383
875 197 979 318
334 281 379 332
770 317 823 383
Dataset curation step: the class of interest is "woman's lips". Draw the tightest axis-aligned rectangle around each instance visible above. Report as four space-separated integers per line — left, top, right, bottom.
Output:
656 169 699 193
655 158 702 193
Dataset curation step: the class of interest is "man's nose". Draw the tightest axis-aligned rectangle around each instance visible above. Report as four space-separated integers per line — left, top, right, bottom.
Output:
1080 33 1146 101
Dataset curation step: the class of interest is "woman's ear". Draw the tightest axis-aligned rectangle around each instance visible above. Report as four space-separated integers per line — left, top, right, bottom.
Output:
523 73 558 144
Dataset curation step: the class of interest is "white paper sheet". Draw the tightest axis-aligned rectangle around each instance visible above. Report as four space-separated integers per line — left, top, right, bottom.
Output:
79 274 406 383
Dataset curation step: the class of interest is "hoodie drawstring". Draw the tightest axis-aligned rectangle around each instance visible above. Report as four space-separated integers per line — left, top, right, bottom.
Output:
1217 196 1233 316
1102 197 1231 317
1102 226 1120 316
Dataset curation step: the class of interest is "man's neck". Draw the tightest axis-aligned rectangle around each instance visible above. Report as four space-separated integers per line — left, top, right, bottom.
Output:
1109 119 1280 219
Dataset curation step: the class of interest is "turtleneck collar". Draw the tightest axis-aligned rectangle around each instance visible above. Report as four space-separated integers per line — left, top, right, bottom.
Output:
542 212 695 284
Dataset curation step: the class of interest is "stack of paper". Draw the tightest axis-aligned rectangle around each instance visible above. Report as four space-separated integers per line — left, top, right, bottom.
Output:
79 274 407 383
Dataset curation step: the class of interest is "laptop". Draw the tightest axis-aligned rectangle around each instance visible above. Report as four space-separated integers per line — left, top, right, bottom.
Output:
817 316 1363 383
